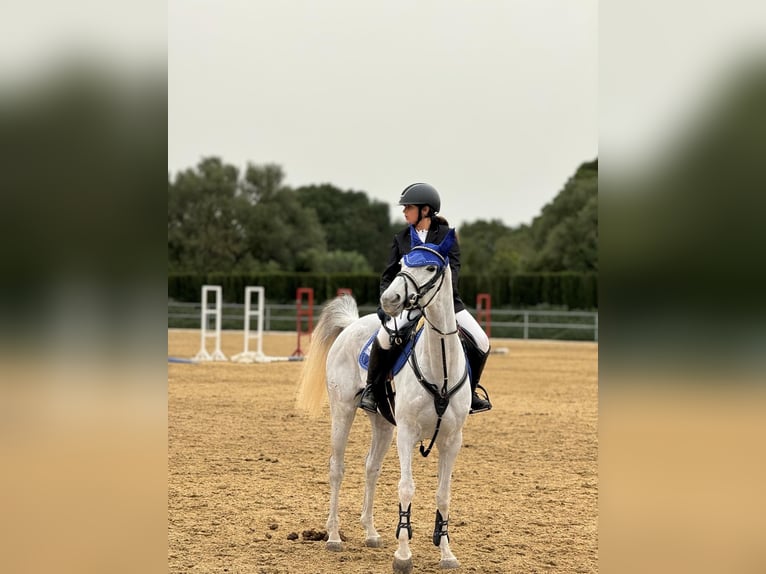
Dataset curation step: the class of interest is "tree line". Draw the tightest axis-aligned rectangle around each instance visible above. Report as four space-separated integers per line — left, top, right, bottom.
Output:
168 157 597 276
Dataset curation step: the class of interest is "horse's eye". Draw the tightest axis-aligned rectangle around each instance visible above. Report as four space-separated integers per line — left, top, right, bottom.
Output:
426 265 436 272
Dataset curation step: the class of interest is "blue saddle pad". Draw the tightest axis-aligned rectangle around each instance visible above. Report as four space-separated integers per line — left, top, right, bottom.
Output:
359 328 424 375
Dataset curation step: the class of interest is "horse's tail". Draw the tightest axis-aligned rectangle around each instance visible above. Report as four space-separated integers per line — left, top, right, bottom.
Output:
295 294 359 417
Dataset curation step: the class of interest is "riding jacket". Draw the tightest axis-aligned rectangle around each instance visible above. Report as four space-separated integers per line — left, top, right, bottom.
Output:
379 220 466 314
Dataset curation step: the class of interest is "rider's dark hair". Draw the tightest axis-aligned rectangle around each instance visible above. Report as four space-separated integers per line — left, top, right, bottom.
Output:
420 205 449 227
433 215 449 226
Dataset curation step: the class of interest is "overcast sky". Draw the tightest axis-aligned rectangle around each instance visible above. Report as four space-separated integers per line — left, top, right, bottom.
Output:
169 0 597 229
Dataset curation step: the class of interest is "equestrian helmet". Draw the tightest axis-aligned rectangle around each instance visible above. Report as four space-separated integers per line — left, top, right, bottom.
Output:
398 183 441 214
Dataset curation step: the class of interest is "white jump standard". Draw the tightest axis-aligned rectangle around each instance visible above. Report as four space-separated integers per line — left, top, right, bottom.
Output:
232 286 267 363
193 285 228 362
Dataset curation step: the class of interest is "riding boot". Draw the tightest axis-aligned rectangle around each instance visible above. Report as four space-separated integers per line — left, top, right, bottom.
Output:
464 338 492 414
359 339 395 413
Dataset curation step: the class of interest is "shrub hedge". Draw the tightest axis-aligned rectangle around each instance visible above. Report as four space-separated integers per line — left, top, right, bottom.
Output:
169 272 597 310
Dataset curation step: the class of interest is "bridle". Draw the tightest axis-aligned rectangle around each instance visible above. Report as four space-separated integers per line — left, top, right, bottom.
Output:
394 246 457 337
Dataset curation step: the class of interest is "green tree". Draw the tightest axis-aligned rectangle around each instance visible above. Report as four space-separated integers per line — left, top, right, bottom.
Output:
168 155 598 276
240 164 327 271
298 248 373 273
528 159 598 272
458 220 530 275
458 159 597 275
295 184 392 272
168 157 248 272
241 162 285 204
168 158 327 273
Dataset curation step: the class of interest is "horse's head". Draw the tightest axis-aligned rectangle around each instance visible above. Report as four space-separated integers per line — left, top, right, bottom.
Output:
380 228 456 316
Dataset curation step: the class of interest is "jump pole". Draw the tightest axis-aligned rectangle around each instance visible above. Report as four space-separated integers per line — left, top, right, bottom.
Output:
192 285 228 362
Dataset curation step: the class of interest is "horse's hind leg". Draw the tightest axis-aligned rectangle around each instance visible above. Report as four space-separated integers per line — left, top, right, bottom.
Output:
360 414 394 547
434 430 463 569
326 404 355 551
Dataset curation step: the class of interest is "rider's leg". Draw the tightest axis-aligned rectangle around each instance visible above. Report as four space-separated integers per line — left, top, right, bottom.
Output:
359 328 395 413
359 310 420 413
456 309 492 413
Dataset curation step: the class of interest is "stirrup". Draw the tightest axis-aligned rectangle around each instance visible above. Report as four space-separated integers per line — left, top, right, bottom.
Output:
359 385 377 413
469 385 492 414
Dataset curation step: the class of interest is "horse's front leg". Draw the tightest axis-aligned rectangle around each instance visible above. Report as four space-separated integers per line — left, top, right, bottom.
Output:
360 413 394 547
434 430 462 569
326 404 355 551
393 426 417 574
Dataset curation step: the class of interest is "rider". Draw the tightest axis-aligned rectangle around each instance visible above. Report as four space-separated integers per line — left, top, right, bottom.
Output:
359 182 492 415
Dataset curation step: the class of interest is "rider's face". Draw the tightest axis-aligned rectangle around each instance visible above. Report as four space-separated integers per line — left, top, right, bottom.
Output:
403 204 422 225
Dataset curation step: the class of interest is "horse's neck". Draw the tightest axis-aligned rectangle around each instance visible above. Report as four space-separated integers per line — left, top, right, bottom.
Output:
419 270 463 375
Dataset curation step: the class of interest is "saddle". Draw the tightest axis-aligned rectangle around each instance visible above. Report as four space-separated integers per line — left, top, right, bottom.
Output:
358 323 423 376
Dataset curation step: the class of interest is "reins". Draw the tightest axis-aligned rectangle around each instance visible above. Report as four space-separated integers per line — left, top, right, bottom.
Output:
419 307 459 337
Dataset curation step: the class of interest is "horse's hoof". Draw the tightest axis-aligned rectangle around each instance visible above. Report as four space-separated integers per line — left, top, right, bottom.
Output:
365 535 383 548
325 540 343 552
440 558 460 569
393 556 413 574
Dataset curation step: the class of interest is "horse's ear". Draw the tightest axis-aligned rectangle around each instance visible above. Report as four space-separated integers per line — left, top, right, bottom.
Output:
438 228 456 257
410 225 423 247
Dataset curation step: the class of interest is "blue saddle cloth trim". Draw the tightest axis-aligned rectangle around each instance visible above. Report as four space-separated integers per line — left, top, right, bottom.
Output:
359 328 424 375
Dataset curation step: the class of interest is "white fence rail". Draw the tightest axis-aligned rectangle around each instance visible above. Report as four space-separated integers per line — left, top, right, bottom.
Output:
168 301 598 342
490 309 598 341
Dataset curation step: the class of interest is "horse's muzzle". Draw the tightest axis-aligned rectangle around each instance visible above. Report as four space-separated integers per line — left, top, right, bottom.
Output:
380 292 404 317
